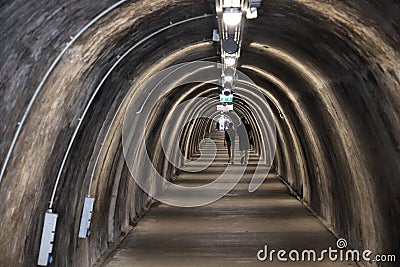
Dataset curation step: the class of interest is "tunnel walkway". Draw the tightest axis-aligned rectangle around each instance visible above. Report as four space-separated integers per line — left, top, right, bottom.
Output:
99 131 351 266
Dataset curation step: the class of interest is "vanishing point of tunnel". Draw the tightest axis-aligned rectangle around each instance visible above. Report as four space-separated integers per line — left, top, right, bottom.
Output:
0 0 399 266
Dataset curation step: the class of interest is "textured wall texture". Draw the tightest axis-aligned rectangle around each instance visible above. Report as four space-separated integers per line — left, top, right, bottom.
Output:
0 0 398 266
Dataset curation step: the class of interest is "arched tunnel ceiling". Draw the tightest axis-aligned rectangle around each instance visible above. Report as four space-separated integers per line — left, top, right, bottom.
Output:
0 0 399 266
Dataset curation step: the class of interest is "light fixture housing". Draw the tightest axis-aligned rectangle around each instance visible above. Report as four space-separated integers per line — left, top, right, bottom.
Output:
223 8 242 26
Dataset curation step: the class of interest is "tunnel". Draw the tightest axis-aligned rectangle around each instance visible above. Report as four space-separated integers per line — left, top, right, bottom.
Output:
0 0 399 266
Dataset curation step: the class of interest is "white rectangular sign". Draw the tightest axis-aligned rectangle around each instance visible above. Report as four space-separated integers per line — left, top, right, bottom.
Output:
217 104 233 112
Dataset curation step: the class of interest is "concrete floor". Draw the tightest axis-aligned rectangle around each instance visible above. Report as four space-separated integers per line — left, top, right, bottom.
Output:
101 131 354 267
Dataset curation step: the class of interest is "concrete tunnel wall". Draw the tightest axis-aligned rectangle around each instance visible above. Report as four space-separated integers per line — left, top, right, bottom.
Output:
0 0 399 266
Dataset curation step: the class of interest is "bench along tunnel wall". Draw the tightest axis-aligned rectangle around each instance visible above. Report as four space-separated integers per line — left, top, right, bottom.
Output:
0 0 399 266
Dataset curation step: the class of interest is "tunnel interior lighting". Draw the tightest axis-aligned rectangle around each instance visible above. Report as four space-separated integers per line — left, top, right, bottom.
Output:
224 75 233 83
223 0 241 8
223 8 242 26
225 56 236 67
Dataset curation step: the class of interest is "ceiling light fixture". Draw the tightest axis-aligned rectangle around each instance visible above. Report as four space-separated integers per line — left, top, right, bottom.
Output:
224 75 233 83
223 8 242 26
225 56 236 67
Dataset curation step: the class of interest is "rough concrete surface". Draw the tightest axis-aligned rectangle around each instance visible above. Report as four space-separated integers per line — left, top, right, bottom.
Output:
0 0 399 266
